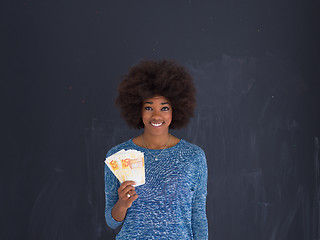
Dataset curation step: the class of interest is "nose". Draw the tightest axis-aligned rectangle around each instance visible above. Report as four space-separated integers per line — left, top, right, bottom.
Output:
151 110 162 120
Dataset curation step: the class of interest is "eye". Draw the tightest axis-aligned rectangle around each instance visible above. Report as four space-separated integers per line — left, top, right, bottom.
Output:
144 106 152 111
162 106 170 111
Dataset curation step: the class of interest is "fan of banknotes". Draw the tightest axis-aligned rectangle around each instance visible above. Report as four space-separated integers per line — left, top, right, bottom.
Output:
105 149 145 186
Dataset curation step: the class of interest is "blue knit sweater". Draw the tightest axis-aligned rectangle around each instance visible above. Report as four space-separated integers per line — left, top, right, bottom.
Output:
104 139 208 239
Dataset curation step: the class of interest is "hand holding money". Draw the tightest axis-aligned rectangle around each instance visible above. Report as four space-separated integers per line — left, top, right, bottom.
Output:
111 181 138 222
118 181 138 207
106 149 145 222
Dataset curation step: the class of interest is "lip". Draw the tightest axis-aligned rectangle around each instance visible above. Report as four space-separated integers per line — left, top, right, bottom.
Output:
150 122 164 127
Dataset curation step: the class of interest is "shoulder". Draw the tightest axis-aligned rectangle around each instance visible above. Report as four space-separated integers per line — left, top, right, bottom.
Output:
177 140 207 166
106 139 133 157
179 140 207 175
179 139 206 156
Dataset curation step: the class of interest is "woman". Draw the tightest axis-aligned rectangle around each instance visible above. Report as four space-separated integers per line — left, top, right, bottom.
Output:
104 60 208 239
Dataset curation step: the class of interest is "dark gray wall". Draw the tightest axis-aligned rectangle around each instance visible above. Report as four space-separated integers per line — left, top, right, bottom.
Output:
1 0 319 239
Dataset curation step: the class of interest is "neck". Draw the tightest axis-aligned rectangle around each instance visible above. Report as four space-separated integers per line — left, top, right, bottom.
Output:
142 132 170 149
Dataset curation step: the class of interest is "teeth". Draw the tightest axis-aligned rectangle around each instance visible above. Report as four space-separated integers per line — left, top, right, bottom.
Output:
151 122 163 127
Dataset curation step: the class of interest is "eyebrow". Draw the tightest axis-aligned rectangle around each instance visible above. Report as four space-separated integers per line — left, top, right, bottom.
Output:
144 101 170 105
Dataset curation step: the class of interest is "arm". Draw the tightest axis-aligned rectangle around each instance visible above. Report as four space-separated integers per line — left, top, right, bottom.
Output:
104 163 138 229
104 164 123 229
191 150 208 239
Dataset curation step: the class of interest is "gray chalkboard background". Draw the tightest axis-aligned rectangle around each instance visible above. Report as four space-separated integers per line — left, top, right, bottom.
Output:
2 0 320 239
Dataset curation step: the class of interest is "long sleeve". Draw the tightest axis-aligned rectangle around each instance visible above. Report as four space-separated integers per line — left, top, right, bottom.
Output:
191 150 208 239
104 139 208 239
104 162 123 229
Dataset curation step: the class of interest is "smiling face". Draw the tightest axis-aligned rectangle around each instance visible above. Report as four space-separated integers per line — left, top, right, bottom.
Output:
141 96 172 136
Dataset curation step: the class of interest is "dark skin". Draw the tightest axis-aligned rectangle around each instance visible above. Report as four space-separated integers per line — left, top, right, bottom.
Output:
111 96 180 222
111 181 138 222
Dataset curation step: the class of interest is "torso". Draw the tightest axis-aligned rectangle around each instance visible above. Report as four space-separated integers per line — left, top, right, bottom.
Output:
105 139 208 239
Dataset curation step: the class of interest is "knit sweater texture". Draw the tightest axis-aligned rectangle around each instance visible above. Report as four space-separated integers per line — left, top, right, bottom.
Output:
104 139 208 239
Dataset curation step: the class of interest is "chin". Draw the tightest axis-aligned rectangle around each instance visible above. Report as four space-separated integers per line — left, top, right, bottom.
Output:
145 126 169 135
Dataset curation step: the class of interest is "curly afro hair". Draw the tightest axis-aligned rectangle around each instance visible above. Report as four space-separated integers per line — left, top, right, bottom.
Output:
115 60 196 129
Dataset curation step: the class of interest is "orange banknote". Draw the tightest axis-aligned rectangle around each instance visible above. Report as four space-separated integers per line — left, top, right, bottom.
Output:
105 149 145 186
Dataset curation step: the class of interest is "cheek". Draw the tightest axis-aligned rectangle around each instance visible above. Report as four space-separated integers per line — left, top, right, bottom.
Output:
141 111 150 123
141 113 147 122
167 112 173 123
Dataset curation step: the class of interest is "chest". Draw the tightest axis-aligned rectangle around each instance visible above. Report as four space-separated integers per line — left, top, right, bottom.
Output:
135 152 197 202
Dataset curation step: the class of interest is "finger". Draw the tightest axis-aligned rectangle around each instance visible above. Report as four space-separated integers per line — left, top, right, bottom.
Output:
126 190 137 198
119 187 136 200
119 185 135 196
128 194 138 203
118 181 136 192
118 184 135 195
128 190 137 196
123 194 138 208
120 192 132 201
